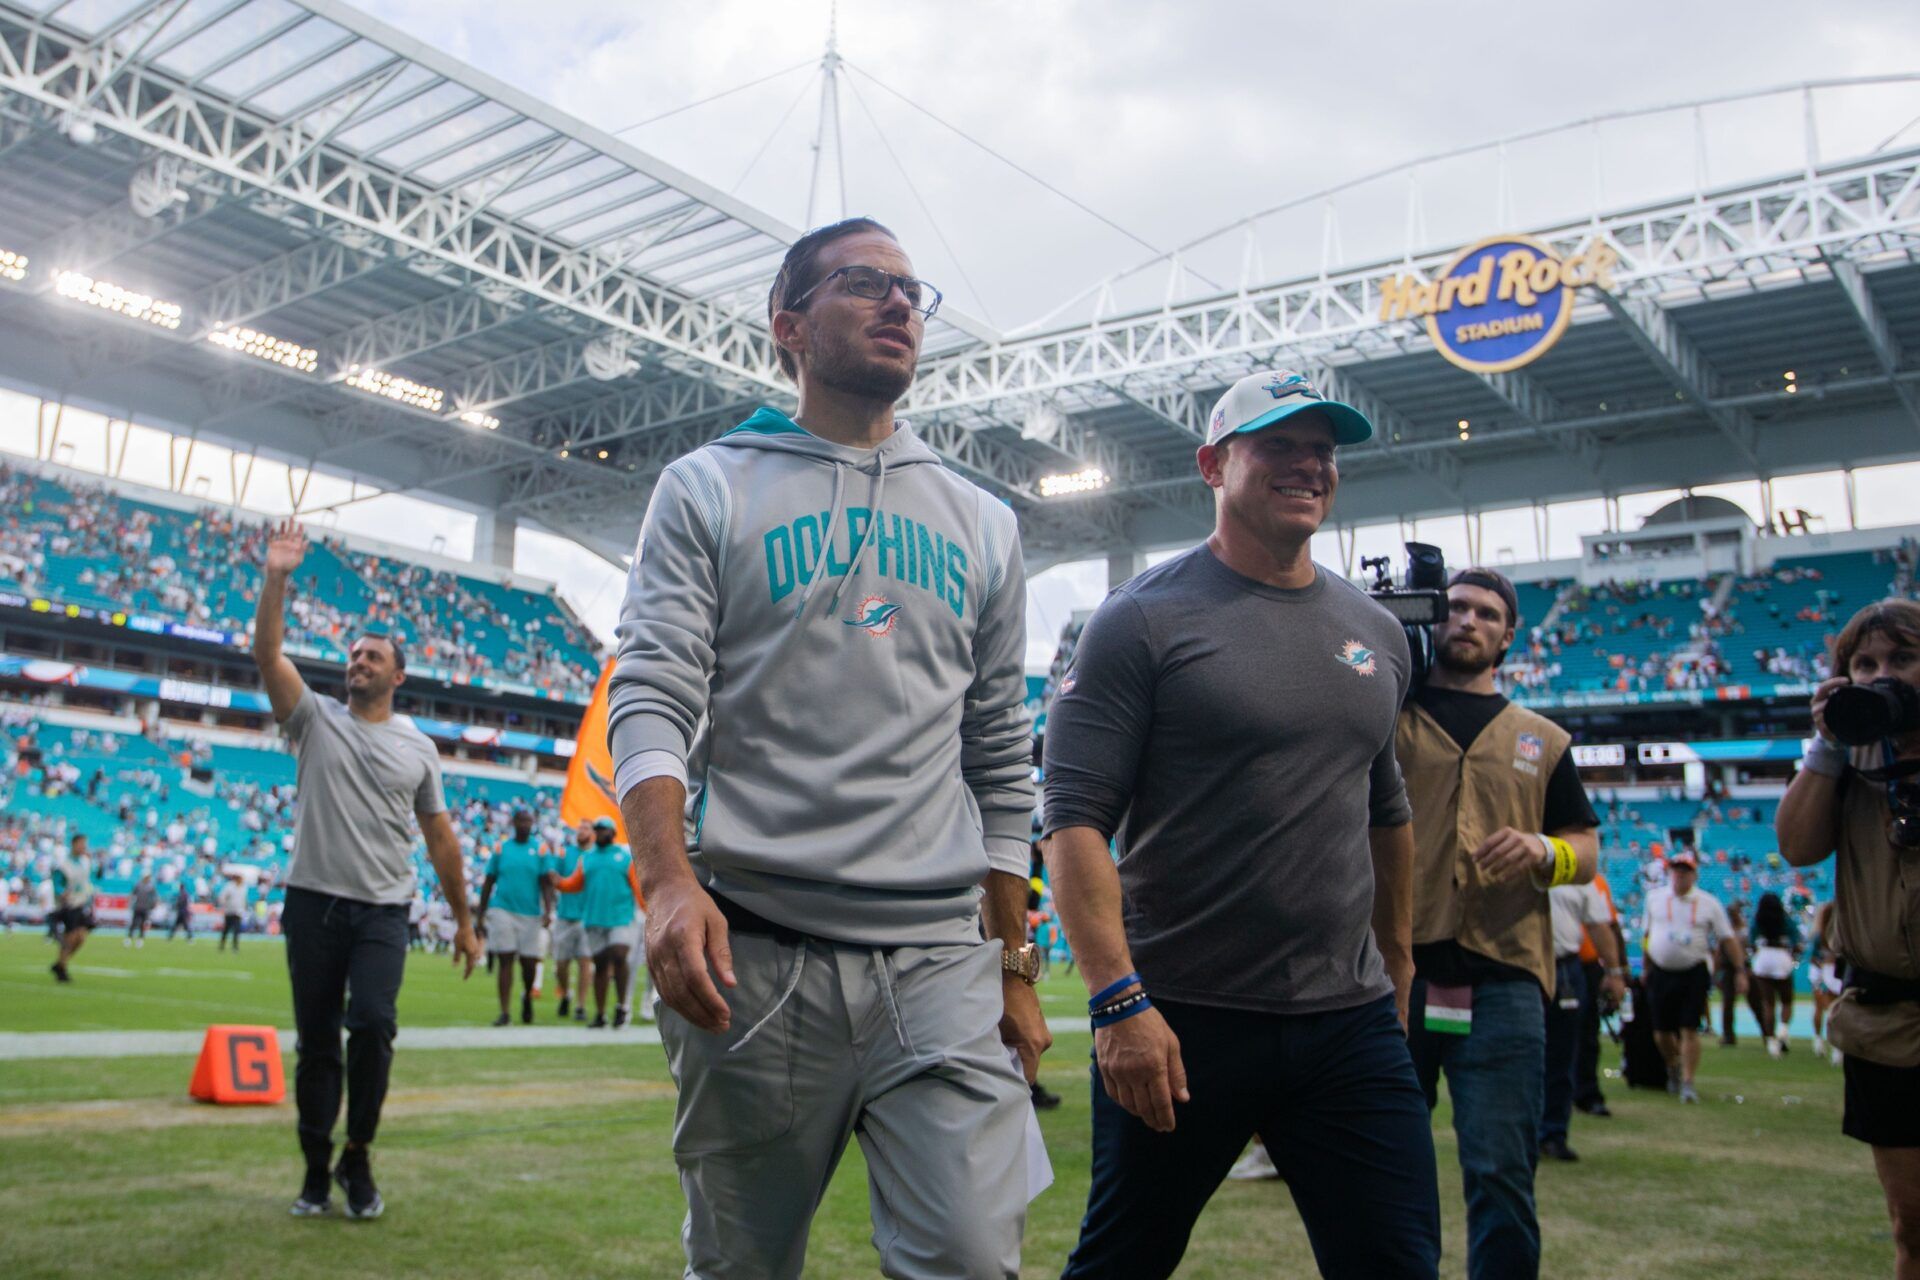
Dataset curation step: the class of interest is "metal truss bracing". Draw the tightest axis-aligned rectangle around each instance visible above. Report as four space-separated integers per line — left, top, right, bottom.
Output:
1827 256 1920 439
903 148 1920 416
1599 294 1760 468
0 0 798 390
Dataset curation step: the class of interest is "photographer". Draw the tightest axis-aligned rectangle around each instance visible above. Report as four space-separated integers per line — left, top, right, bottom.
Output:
1777 600 1920 1277
1397 567 1598 1280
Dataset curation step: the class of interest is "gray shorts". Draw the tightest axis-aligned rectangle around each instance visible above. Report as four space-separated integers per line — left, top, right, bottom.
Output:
585 921 640 956
551 917 592 962
484 909 545 956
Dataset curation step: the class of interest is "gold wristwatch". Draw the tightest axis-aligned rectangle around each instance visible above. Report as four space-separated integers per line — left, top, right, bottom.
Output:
1002 943 1041 985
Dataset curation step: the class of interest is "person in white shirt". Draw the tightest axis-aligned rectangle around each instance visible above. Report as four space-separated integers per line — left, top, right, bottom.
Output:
1640 852 1746 1103
216 875 247 952
1539 881 1626 1160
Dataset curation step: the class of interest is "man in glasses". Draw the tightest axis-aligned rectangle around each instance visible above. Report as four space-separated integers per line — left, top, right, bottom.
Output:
1045 369 1441 1278
608 217 1042 1278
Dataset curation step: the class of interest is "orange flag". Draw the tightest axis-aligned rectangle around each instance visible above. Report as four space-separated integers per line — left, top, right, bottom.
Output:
561 662 627 842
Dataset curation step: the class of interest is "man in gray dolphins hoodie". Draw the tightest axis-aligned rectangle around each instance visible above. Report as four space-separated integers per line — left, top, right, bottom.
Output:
609 217 1046 1279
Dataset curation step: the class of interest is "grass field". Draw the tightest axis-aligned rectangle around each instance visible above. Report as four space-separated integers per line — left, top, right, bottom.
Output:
0 931 1897 1278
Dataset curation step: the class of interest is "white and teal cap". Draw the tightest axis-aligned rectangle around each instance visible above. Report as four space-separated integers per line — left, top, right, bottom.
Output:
1205 369 1374 447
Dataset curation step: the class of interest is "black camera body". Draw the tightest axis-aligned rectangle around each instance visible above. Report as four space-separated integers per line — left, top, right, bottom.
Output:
1365 542 1450 689
1825 677 1920 747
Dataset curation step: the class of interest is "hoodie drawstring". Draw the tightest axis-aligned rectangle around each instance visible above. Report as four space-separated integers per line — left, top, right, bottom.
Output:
828 451 887 616
793 463 849 621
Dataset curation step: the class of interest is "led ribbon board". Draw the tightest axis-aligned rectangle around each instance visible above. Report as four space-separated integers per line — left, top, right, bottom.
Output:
1379 234 1618 374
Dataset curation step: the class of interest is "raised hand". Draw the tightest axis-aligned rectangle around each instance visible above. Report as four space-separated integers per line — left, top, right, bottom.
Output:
265 518 309 577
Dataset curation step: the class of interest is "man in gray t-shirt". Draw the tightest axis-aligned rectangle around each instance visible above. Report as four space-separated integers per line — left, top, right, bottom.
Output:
251 517 479 1222
1044 369 1441 1280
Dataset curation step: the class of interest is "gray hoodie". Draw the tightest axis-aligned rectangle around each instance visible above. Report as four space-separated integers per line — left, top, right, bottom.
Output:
607 406 1033 946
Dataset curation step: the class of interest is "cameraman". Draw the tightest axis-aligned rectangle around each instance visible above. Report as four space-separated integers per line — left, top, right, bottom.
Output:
1398 568 1598 1280
1777 599 1920 1277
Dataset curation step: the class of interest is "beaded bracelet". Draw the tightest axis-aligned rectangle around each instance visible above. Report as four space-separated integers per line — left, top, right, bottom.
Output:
1091 991 1152 1028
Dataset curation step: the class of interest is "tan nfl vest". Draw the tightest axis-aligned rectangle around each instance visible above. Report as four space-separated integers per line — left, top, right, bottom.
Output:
1823 748 1920 1068
1398 700 1570 993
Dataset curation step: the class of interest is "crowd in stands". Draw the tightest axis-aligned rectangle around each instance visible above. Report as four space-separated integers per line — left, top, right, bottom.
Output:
0 708 565 934
0 458 601 700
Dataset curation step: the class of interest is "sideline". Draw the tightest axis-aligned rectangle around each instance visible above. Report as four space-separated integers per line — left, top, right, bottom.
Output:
0 1015 1095 1060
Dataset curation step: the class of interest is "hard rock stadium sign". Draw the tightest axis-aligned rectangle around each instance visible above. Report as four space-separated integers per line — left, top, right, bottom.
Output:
1379 234 1618 374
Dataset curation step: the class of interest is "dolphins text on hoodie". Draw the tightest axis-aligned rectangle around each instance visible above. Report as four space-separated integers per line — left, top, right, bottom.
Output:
606 407 1034 946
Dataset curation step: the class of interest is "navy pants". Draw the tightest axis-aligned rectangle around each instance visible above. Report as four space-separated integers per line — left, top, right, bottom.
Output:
1062 994 1440 1280
1539 957 1586 1145
1406 977 1545 1280
282 887 409 1169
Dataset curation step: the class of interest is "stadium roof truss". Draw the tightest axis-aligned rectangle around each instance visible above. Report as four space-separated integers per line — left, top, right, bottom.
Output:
1 2 1918 569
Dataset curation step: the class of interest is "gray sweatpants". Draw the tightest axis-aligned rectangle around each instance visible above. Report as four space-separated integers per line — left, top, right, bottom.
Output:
659 931 1029 1279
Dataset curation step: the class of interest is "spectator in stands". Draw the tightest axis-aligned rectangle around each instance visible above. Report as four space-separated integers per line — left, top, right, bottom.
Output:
1399 566 1600 1278
1747 892 1801 1057
1642 851 1746 1104
1045 369 1440 1278
253 517 480 1222
48 833 95 983
1777 599 1920 1275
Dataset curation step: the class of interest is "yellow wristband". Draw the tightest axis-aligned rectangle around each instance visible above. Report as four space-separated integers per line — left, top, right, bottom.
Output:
1547 836 1578 887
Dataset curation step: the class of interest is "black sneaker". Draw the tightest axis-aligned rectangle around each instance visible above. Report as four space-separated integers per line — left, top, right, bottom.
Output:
521 992 534 1025
1574 1099 1612 1118
589 1014 607 1029
333 1148 383 1221
613 1007 629 1030
51 962 70 983
557 996 571 1019
490 1012 510 1027
1030 1081 1062 1110
290 1167 332 1217
1539 1138 1579 1162
573 1006 588 1023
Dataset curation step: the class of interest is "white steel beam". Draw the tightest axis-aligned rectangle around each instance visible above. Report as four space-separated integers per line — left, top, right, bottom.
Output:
1828 256 1920 439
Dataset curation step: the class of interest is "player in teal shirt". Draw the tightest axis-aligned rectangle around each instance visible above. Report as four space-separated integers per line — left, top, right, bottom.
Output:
549 817 641 1028
551 821 594 1022
477 809 553 1026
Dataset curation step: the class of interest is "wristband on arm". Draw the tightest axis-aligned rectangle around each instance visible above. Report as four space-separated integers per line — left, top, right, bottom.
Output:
1532 834 1579 888
1088 972 1141 1012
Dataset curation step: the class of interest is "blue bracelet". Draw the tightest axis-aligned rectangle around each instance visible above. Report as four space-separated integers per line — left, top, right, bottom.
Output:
1091 994 1153 1029
1088 972 1142 1012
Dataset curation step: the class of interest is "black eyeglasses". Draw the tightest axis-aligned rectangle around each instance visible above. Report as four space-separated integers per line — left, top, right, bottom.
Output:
789 265 942 319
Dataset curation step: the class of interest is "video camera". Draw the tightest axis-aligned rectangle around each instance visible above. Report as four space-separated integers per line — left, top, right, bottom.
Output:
1363 541 1450 689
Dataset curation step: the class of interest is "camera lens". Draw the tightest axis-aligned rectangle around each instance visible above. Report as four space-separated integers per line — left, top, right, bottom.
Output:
1825 678 1920 746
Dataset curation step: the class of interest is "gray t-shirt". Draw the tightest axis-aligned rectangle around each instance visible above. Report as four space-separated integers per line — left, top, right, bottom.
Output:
282 689 446 905
1042 547 1413 1016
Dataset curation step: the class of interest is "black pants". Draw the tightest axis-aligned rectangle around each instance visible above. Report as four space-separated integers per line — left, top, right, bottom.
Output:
219 914 242 950
167 908 192 939
282 887 408 1168
1539 957 1585 1145
1574 959 1606 1108
1063 995 1440 1279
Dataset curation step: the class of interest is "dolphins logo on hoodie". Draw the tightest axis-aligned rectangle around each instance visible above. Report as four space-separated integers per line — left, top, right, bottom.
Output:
844 595 903 637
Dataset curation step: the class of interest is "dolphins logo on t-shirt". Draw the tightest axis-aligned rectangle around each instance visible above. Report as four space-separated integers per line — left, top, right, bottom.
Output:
1335 640 1377 676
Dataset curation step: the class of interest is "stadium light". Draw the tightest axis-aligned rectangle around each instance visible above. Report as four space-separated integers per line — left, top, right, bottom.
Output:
1457 418 1470 440
1038 466 1108 498
458 410 500 430
344 364 445 413
207 325 318 373
0 249 26 282
54 271 182 329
